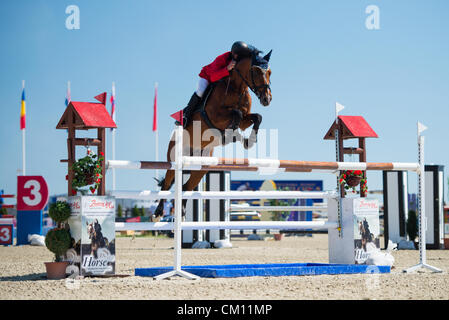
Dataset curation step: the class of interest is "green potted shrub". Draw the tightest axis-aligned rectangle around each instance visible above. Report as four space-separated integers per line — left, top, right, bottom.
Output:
44 201 72 279
406 209 418 249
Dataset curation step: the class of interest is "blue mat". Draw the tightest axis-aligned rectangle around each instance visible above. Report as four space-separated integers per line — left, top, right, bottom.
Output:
135 263 390 278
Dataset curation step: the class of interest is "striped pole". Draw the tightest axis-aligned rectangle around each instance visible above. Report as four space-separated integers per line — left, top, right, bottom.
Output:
404 123 442 273
106 159 420 173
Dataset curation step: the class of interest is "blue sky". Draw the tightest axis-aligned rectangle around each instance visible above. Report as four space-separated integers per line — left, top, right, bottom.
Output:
0 0 448 202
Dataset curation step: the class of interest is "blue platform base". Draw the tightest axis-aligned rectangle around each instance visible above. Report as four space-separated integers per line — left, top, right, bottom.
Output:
135 263 391 278
16 210 43 245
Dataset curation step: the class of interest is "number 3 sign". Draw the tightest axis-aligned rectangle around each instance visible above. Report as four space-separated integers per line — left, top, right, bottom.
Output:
17 176 49 211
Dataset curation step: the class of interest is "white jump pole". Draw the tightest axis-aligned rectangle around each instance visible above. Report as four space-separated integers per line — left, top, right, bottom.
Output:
110 190 338 200
116 220 338 231
230 205 328 212
154 125 199 280
404 122 442 273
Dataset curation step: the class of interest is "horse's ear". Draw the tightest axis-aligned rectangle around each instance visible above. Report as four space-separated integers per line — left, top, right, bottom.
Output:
263 50 272 62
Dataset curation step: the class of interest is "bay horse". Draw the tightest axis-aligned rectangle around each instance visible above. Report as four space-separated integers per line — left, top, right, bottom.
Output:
86 219 109 258
154 49 272 217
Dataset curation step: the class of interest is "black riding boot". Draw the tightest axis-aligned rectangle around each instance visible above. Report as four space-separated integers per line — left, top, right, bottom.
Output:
176 92 202 128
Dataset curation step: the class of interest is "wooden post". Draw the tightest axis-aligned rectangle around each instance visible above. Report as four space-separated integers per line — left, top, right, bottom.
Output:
359 138 367 197
338 122 345 198
67 109 76 197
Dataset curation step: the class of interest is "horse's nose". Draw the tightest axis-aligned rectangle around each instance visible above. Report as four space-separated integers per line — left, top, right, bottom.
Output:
261 95 271 106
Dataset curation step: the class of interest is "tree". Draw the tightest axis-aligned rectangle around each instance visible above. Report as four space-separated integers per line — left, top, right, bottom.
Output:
139 206 145 217
131 205 139 217
117 204 123 218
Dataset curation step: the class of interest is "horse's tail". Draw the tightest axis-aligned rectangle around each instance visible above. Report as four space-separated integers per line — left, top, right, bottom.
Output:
154 177 165 189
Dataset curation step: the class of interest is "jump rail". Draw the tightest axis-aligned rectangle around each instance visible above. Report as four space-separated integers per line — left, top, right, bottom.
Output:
115 221 338 232
230 205 328 212
110 190 338 200
107 158 420 173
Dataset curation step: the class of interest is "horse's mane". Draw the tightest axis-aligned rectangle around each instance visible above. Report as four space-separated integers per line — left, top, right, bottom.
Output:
249 46 269 70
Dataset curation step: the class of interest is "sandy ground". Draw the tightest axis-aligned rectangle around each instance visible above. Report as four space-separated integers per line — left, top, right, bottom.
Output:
1 234 449 300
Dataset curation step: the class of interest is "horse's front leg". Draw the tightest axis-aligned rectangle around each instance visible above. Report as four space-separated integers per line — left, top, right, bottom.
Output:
180 170 208 218
153 139 177 218
239 113 262 149
229 109 243 130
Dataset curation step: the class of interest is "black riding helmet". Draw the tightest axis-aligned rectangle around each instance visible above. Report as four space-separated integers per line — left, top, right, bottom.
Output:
231 41 253 60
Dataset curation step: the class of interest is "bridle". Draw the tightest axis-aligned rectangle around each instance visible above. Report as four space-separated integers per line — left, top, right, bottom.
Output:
234 63 271 99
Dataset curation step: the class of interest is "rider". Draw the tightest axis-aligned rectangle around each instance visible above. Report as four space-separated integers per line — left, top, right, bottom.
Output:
177 41 255 128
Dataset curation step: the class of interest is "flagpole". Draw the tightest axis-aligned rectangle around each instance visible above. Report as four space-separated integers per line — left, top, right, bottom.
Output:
112 81 116 191
154 82 159 185
22 80 26 176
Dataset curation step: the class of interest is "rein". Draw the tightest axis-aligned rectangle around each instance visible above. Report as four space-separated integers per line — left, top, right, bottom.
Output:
234 65 270 99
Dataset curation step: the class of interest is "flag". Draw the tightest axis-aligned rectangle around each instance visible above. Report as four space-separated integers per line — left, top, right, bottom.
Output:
65 81 71 106
170 110 183 126
110 82 116 131
20 84 26 130
335 102 345 115
94 92 107 104
417 122 427 135
153 83 158 132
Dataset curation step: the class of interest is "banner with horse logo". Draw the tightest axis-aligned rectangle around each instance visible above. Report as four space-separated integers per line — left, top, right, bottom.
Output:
65 196 116 276
352 198 380 264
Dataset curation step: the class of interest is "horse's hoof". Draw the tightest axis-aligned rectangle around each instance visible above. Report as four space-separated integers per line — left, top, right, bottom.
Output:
243 136 257 149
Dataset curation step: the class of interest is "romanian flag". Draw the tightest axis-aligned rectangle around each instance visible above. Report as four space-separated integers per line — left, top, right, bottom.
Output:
152 83 158 132
20 85 26 130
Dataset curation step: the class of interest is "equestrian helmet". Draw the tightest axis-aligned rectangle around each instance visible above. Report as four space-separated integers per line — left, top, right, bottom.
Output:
231 41 252 59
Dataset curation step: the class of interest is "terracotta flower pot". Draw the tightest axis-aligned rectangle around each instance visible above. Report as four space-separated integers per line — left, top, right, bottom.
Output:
45 261 69 280
346 176 362 187
274 234 283 241
444 238 449 249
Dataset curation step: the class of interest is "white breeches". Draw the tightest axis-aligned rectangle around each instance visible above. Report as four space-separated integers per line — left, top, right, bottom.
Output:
196 77 209 98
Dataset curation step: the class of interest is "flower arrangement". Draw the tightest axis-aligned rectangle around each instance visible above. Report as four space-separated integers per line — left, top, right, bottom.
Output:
68 149 104 195
339 170 367 195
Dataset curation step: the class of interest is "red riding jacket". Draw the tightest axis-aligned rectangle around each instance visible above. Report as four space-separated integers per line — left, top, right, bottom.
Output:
199 52 232 83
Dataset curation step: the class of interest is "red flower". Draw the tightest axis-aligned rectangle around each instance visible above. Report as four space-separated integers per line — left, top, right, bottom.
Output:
354 170 362 175
100 152 104 156
90 187 95 194
97 165 100 168
342 174 346 179
96 173 100 177
339 178 344 183
71 190 77 195
65 175 69 180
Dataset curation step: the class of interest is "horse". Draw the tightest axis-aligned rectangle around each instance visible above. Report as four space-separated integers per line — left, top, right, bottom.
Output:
358 218 373 251
153 49 272 217
86 219 109 258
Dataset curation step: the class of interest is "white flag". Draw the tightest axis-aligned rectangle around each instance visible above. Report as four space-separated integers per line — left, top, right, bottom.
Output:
417 122 427 136
335 102 345 116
